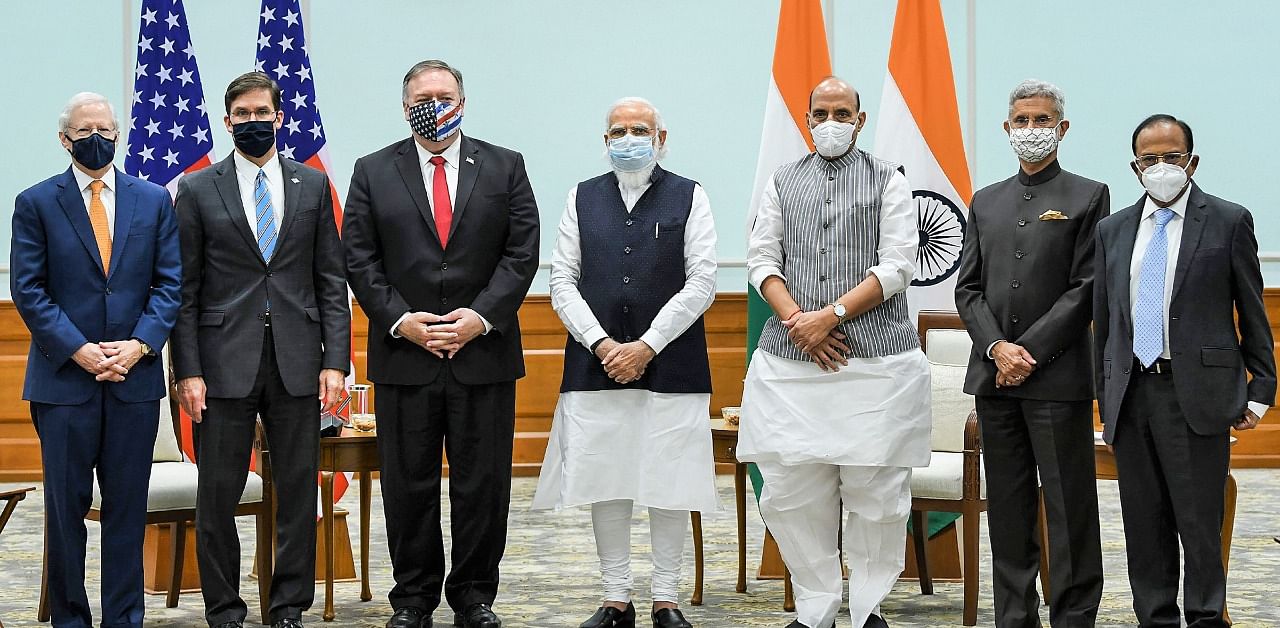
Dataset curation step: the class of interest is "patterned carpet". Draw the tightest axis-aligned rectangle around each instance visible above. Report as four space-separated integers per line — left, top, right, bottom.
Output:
2 471 1279 627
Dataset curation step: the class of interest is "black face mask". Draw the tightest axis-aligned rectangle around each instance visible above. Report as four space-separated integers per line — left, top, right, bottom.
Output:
231 120 277 158
68 133 116 170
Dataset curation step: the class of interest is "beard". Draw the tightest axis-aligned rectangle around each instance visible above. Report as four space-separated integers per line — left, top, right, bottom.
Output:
614 161 657 189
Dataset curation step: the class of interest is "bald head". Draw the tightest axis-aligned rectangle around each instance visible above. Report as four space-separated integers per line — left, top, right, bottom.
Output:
809 76 860 112
807 76 864 133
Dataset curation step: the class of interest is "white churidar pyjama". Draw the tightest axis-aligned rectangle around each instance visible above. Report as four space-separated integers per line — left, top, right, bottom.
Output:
591 499 688 604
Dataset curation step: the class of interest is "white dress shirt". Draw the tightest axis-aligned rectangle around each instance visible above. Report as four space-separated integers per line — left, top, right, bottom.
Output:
550 180 718 353
233 150 285 234
747 170 916 302
390 136 490 337
1129 189 1268 419
71 166 117 239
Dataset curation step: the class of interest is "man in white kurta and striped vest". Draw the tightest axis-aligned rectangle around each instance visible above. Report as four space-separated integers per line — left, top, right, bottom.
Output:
738 77 931 628
533 97 718 628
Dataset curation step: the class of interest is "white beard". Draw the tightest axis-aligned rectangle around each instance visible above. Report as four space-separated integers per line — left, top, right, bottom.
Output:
614 161 657 189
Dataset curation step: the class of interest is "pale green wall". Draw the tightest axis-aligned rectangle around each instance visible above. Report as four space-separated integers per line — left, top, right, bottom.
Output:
2 0 1276 299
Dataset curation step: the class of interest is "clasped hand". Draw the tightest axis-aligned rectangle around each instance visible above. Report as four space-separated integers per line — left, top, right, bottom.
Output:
73 340 144 383
782 310 850 372
396 308 486 358
594 338 655 384
992 341 1037 388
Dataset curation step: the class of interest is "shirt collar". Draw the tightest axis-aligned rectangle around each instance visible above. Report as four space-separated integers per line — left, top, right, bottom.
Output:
1140 182 1192 221
1016 158 1062 186
72 164 116 193
415 134 464 170
233 150 283 183
818 145 865 171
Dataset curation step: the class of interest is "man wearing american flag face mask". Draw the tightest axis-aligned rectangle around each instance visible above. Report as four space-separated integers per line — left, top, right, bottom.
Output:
344 59 540 628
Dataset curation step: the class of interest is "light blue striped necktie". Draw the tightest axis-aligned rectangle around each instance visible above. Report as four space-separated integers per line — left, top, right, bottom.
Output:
1133 207 1175 367
254 169 278 262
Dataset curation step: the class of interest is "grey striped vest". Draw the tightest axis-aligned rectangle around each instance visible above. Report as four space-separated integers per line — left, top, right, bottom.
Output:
758 149 920 361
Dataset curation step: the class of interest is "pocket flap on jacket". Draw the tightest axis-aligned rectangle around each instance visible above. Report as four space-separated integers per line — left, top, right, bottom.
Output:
305 306 321 322
198 311 225 326
1201 347 1240 368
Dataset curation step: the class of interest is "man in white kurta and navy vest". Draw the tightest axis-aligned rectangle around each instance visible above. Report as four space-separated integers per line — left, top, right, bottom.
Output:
738 77 931 628
533 97 718 628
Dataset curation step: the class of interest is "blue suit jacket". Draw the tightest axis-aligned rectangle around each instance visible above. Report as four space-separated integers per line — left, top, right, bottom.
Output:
11 167 182 405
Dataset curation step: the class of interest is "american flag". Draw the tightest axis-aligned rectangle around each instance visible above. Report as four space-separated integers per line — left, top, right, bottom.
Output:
125 0 214 463
256 0 354 507
124 0 215 195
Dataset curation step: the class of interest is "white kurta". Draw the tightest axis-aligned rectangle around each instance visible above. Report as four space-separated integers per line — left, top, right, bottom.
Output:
532 171 720 512
737 168 931 468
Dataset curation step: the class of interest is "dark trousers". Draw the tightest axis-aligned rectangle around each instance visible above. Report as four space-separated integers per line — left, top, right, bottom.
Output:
976 396 1103 628
376 366 516 614
194 326 320 626
34 388 159 628
1114 370 1230 628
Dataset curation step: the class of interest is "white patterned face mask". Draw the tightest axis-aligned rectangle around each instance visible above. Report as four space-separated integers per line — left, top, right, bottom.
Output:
1008 123 1062 163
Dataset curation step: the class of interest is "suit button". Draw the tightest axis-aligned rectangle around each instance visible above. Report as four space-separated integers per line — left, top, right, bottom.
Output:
267 271 274 277
1023 192 1033 200
623 276 631 284
1011 315 1020 323
1018 219 1027 227
626 219 634 226
624 336 633 342
823 222 830 229
440 263 448 270
257 314 264 320
624 247 632 254
105 288 112 295
1011 280 1021 288
827 176 834 181
1015 250 1025 259
819 247 827 254
441 297 448 304
1123 368 1131 374
819 275 827 282
825 199 832 205
623 306 630 313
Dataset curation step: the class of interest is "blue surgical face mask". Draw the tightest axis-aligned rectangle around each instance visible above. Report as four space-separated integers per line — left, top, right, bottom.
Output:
608 134 656 172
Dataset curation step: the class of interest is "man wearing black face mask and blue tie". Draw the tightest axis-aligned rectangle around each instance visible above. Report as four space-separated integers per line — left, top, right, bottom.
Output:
171 71 350 628
1095 114 1275 628
12 91 181 628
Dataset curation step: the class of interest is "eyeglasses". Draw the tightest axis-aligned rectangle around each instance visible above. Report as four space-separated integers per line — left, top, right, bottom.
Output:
229 108 278 122
606 124 655 139
66 127 118 140
1134 152 1192 168
1009 115 1058 129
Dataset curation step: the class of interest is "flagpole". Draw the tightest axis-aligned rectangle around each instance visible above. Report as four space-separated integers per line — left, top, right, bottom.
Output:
966 0 977 187
122 0 133 128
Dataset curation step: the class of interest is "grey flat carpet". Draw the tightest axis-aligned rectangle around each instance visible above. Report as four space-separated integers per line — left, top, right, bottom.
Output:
2 471 1279 627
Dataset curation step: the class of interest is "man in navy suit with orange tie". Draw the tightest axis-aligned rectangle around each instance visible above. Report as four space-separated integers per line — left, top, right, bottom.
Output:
11 92 181 628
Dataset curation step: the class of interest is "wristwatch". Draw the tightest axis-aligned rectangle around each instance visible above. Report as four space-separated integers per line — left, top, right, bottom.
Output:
829 302 847 323
134 338 154 357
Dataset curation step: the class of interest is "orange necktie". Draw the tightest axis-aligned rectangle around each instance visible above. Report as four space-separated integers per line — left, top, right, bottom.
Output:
88 180 112 273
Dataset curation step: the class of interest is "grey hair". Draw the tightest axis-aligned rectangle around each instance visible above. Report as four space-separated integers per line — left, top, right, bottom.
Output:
402 59 464 102
58 92 118 133
1008 79 1065 119
605 96 666 131
604 96 669 161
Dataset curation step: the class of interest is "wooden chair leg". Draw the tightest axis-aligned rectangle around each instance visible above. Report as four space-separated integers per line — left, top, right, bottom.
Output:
690 511 704 606
38 512 50 622
167 520 185 608
256 508 272 624
1038 489 1051 606
911 509 933 595
783 564 795 612
962 508 979 626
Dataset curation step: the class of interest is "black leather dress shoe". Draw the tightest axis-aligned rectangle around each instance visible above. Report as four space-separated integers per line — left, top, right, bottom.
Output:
453 603 501 628
863 614 888 628
580 602 636 627
651 608 692 628
784 621 833 628
387 606 430 628
213 622 243 628
272 619 303 628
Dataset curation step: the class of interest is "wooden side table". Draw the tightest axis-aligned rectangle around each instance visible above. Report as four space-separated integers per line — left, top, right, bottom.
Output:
690 418 748 606
319 428 380 622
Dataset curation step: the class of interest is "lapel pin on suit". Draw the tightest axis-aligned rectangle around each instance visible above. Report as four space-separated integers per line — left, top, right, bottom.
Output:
465 156 475 164
1039 209 1069 220
290 177 300 184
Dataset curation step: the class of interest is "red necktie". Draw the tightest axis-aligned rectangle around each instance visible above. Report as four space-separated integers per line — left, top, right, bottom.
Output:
429 155 452 248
